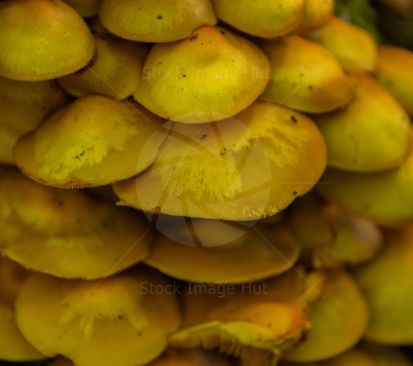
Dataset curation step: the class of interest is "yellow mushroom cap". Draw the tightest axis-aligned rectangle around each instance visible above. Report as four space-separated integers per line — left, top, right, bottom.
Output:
15 95 169 188
282 345 413 366
355 225 413 344
145 219 300 284
315 72 411 172
296 0 334 32
114 101 326 221
99 0 217 43
170 285 309 366
306 16 378 72
0 257 45 362
318 135 413 226
146 349 232 366
63 0 101 17
284 270 368 362
134 26 270 123
58 35 147 100
0 76 68 165
259 36 353 114
0 170 152 279
376 46 413 116
15 269 181 366
0 0 95 81
288 196 382 269
211 0 305 38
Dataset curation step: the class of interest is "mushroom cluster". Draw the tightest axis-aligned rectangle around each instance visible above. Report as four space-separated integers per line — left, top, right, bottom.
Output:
0 1 413 366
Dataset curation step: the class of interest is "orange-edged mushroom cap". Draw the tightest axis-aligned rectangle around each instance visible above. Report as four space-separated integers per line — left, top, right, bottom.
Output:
288 196 382 269
306 17 378 72
0 170 152 279
318 135 413 227
296 0 334 32
283 270 368 362
170 284 310 366
211 0 305 38
0 76 68 165
376 46 413 116
63 0 101 17
0 0 95 81
315 72 411 172
355 225 413 345
134 26 270 123
114 101 327 221
144 218 300 284
282 345 413 366
15 95 169 188
259 36 353 114
15 269 181 366
58 35 147 100
99 0 217 43
146 349 232 366
0 257 46 362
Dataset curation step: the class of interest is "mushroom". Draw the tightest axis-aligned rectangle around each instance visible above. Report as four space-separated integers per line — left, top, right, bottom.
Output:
315 72 411 172
318 134 413 226
58 34 147 100
144 217 300 284
211 0 305 38
99 0 217 43
63 0 101 17
146 349 232 366
0 0 94 81
355 225 413 344
288 196 382 269
0 170 152 279
0 76 68 165
259 36 353 113
170 277 310 366
0 257 45 362
134 26 270 123
113 101 326 220
306 16 378 72
282 345 413 366
283 270 368 362
15 269 181 366
296 0 334 32
14 95 169 187
376 46 413 116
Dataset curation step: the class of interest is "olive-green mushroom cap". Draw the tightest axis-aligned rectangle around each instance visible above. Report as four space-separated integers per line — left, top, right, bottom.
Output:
0 0 95 81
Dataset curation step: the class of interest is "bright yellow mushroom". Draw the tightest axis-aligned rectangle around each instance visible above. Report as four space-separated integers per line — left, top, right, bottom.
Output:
146 349 232 366
14 95 169 188
144 218 300 284
318 135 413 226
296 0 334 32
135 26 270 123
259 36 353 113
0 76 68 165
283 270 368 362
15 269 181 366
99 0 217 42
315 72 411 172
288 196 382 268
114 101 327 220
355 225 413 344
59 34 147 100
306 16 378 72
0 257 46 362
376 46 413 116
0 170 152 279
211 0 305 38
0 0 95 81
63 0 101 17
